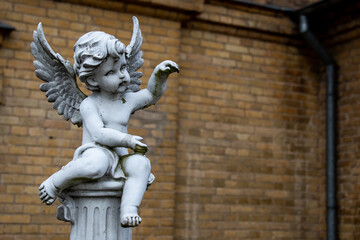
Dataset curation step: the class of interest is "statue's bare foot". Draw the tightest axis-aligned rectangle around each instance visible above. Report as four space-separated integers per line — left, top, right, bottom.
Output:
121 213 142 228
121 206 142 227
39 178 59 205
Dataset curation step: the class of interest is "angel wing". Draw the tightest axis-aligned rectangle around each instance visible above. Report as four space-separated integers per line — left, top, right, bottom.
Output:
30 23 87 127
125 16 144 92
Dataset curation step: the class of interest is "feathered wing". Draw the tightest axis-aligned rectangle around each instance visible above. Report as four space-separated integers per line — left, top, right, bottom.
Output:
30 23 87 127
125 16 144 92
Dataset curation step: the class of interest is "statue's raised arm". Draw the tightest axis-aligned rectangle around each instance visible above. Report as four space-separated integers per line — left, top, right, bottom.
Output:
124 17 179 113
30 23 87 127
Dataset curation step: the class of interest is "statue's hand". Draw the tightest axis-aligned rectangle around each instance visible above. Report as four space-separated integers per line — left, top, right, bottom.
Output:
155 60 179 78
129 135 147 150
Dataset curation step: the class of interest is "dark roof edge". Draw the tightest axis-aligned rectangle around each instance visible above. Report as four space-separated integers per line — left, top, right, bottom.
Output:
227 0 356 16
293 0 355 16
225 0 295 13
0 21 15 34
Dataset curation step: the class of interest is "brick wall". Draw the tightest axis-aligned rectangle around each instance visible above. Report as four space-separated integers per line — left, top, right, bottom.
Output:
335 35 360 239
325 9 360 240
176 15 325 240
135 0 204 12
1 0 360 240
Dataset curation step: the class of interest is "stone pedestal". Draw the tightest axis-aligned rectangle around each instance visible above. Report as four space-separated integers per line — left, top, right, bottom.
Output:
56 179 131 240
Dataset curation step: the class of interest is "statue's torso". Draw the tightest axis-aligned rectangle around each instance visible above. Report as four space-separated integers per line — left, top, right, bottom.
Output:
81 94 133 156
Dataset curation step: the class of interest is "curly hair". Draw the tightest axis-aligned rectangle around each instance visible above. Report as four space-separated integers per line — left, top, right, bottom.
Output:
73 31 126 91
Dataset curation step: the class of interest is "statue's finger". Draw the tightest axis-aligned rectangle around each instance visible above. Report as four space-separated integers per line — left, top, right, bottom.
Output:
134 135 143 140
174 63 180 72
135 144 148 150
167 63 179 73
160 66 169 72
171 66 179 73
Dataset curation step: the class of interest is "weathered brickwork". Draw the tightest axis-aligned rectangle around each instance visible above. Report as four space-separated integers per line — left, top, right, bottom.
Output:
0 0 360 240
197 2 296 36
326 14 360 240
176 23 324 239
134 0 204 12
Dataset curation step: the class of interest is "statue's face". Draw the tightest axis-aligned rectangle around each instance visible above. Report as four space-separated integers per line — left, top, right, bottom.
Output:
93 55 130 94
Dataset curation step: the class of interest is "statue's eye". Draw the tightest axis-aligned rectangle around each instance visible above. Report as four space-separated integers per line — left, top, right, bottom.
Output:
105 70 114 76
120 65 126 71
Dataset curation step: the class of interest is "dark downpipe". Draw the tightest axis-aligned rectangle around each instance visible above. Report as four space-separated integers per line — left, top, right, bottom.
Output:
299 15 338 240
326 64 337 240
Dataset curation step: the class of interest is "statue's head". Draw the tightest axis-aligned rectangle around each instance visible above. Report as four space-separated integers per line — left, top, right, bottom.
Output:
73 31 126 91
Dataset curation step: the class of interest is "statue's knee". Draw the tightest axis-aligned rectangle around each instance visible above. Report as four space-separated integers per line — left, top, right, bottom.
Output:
82 161 107 179
80 150 109 179
123 155 151 177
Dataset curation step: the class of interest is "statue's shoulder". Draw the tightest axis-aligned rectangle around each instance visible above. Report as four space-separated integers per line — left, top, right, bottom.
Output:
79 96 98 113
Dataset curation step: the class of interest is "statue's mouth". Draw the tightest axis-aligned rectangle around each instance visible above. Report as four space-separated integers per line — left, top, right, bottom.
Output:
119 81 127 88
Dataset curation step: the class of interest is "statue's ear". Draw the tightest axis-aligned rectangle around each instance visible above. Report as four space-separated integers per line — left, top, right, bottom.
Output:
87 77 98 87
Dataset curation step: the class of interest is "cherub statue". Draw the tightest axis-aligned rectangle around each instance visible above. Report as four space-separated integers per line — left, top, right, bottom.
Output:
31 16 179 228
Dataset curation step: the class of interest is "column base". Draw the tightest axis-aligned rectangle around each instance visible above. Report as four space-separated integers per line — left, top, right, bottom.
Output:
57 178 131 240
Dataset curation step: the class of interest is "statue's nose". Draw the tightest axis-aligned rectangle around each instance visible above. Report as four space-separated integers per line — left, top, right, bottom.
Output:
118 71 125 79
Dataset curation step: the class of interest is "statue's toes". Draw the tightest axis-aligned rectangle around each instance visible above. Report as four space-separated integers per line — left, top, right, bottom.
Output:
129 217 134 226
45 198 55 205
39 191 47 199
41 194 50 202
136 216 142 226
121 215 142 227
121 217 129 226
130 216 141 226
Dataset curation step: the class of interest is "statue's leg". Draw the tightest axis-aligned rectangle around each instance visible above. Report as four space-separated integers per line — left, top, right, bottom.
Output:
120 154 151 227
39 148 110 205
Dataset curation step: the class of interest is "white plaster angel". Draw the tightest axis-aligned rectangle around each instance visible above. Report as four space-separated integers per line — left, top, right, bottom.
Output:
31 16 179 228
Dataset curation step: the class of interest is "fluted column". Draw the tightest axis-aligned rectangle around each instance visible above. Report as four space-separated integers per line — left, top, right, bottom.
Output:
56 179 131 240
